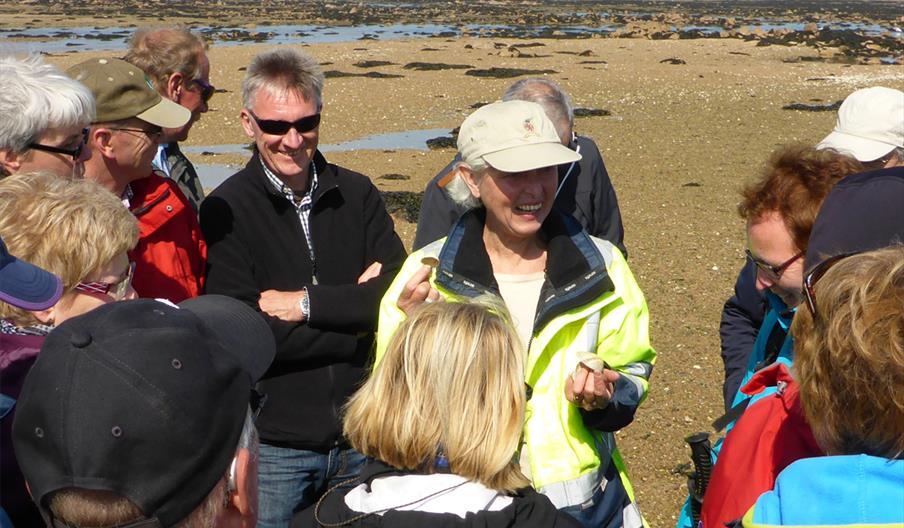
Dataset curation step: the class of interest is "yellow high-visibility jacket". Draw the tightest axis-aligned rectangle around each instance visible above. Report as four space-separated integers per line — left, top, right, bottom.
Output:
375 210 655 522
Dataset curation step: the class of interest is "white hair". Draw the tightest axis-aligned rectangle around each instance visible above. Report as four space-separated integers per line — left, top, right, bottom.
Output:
242 49 324 111
0 55 95 154
445 160 486 210
502 77 574 138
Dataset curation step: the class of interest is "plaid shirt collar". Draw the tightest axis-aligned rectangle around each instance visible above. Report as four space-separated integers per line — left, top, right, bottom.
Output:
260 158 319 207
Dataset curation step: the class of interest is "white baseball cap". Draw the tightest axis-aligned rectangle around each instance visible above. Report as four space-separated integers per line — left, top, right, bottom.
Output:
457 100 581 173
817 86 904 162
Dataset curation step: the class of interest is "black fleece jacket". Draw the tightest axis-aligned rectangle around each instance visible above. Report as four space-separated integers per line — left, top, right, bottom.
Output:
200 151 406 450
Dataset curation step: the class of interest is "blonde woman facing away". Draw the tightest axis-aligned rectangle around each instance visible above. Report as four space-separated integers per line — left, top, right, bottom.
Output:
294 300 580 528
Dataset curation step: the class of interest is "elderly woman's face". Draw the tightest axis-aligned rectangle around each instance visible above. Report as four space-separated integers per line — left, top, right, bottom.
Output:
18 124 91 178
467 165 558 241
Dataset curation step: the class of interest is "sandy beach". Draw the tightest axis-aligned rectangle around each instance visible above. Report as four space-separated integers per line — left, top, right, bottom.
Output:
4 3 904 525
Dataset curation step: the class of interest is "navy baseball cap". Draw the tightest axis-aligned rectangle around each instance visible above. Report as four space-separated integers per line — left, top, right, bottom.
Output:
13 296 276 528
805 166 904 273
0 235 63 311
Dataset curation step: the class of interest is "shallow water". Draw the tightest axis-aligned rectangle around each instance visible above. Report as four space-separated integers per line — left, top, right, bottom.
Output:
192 127 452 190
183 127 451 158
5 19 894 55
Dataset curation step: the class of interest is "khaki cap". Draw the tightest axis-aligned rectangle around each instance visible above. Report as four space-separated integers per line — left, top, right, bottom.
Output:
457 100 580 173
67 58 190 128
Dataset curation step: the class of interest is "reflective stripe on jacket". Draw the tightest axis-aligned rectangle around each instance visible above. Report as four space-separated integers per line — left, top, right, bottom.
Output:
375 209 655 512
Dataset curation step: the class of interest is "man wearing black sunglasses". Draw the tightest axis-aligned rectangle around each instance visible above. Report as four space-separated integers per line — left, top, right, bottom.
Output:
125 27 213 213
200 49 407 528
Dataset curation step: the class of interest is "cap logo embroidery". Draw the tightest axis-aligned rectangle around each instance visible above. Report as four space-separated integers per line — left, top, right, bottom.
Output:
523 118 535 135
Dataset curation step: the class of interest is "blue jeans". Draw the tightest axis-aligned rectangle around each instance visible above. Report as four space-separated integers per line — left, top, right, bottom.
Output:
559 461 640 528
257 443 366 528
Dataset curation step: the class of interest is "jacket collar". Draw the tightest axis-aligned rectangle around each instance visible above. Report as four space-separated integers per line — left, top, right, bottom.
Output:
247 149 339 205
435 208 614 331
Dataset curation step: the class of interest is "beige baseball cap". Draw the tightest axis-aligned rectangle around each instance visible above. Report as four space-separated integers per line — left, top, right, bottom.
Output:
67 58 190 128
817 86 904 162
457 100 581 173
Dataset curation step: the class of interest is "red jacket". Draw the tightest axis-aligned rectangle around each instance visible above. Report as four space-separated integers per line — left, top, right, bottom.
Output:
129 173 206 303
701 363 823 527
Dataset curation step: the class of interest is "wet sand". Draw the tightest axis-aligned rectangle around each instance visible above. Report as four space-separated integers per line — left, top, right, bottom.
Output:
7 8 904 526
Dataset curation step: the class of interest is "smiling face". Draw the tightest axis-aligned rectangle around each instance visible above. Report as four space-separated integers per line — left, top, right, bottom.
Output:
241 88 320 190
747 211 805 308
464 165 558 243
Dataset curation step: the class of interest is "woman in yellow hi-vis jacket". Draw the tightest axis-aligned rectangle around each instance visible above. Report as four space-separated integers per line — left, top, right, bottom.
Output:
373 100 655 528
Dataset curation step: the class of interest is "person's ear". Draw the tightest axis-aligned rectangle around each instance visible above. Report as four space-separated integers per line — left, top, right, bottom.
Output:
164 72 184 102
239 110 256 139
0 148 22 175
459 164 481 200
31 307 55 326
89 128 117 160
226 448 257 528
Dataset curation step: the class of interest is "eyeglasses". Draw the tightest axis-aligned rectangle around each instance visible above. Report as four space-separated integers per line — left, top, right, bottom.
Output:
27 128 89 161
191 78 215 104
248 111 321 136
746 249 803 281
110 127 163 142
803 252 858 318
74 262 135 301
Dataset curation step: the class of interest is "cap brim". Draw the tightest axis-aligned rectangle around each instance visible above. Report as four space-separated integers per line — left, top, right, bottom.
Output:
137 97 191 129
0 258 63 311
483 141 582 173
178 295 275 381
817 131 896 162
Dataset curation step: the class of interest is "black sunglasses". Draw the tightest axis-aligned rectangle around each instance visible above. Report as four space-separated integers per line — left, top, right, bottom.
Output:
191 78 215 104
28 128 89 161
249 111 321 136
746 249 803 281
803 252 858 319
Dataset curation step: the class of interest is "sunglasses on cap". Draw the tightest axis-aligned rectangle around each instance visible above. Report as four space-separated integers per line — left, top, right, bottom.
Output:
745 249 803 281
803 252 859 319
248 111 321 136
28 128 89 162
191 78 215 104
74 262 135 301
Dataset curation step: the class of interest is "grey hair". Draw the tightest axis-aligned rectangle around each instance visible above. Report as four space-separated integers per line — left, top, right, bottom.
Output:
445 160 486 210
502 78 573 139
242 49 324 111
0 55 95 155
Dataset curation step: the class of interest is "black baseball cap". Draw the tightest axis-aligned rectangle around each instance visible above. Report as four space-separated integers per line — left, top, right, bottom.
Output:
0 235 63 311
12 296 276 528
805 166 904 273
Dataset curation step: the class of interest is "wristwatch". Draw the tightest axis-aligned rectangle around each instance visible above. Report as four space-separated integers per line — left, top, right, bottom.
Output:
299 287 311 322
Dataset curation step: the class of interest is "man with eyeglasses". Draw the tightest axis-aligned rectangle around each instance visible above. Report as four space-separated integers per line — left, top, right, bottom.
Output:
69 58 207 304
718 87 904 411
125 26 214 213
200 49 406 528
0 55 95 179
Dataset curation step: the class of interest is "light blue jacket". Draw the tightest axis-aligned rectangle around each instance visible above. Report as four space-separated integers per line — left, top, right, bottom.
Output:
743 455 904 526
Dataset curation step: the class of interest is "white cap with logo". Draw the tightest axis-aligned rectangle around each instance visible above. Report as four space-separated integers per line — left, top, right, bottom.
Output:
817 86 904 162
457 100 581 173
